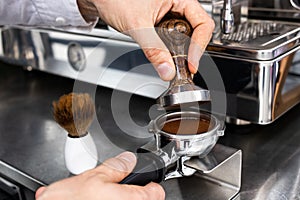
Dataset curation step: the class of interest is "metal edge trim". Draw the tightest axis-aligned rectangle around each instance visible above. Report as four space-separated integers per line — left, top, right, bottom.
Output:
0 160 45 192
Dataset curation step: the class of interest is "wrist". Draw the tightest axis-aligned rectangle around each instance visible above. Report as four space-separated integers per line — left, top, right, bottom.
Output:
77 0 99 23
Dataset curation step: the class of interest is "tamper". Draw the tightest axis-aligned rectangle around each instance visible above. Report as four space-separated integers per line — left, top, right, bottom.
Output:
156 14 210 109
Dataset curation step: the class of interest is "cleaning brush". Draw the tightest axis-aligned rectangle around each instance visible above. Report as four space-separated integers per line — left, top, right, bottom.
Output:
52 92 95 137
52 92 98 174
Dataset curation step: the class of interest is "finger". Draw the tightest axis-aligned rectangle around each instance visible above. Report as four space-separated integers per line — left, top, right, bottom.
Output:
127 28 176 81
172 0 215 73
35 186 46 199
188 16 214 73
186 2 215 73
143 182 166 200
107 182 165 200
94 151 137 183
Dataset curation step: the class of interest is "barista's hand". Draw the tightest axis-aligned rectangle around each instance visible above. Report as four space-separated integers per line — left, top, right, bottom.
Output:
35 152 165 200
77 0 214 81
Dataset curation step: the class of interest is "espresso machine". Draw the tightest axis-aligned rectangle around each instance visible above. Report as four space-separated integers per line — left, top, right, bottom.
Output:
0 1 300 199
197 0 300 125
1 0 299 125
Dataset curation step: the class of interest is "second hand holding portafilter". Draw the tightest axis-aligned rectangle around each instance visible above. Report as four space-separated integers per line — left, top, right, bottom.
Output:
157 14 210 109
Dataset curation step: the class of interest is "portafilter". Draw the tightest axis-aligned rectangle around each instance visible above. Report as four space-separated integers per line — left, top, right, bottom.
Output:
120 111 224 185
120 14 223 186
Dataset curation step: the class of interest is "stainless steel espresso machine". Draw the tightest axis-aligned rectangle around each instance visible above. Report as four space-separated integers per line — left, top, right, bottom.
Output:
199 0 300 125
0 1 300 200
1 0 299 125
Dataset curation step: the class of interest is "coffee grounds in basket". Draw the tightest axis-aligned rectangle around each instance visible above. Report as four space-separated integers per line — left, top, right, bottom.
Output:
162 118 210 135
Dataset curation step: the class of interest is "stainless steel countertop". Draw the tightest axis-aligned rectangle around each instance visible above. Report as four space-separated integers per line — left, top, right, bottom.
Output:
0 62 299 200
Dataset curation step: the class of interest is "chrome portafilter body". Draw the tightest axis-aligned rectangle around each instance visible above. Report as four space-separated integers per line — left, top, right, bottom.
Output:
149 111 224 157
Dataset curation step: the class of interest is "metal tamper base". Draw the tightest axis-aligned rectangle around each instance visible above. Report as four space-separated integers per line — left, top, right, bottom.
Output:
158 84 211 109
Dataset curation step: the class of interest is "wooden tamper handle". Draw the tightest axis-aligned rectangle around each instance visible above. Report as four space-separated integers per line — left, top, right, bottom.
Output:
157 14 193 84
156 13 210 109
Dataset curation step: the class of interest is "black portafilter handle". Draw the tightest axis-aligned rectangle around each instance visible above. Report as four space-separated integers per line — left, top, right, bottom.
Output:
119 150 166 186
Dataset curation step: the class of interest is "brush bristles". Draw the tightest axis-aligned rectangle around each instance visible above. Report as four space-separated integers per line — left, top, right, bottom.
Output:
52 93 95 137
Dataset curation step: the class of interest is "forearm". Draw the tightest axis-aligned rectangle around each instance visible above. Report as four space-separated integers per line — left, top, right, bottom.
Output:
0 0 97 28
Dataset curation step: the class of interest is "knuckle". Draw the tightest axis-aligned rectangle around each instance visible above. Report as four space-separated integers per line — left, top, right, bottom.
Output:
138 189 151 200
207 18 215 31
115 158 130 172
142 183 165 200
143 48 162 62
152 186 165 200
80 168 96 177
131 188 149 200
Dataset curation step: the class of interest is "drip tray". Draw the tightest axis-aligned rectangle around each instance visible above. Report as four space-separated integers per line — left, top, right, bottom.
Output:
209 20 300 60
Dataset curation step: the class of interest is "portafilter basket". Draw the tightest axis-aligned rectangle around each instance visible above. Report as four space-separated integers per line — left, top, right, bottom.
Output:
149 111 224 157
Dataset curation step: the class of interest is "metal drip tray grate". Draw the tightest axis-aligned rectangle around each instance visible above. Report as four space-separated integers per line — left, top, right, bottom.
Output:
221 21 284 43
209 20 300 60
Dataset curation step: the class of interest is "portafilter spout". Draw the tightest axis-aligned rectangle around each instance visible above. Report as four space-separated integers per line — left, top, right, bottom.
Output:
156 14 210 109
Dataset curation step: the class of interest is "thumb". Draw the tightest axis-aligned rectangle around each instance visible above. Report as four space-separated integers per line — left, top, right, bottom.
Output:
35 186 46 199
127 28 175 81
95 151 137 183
